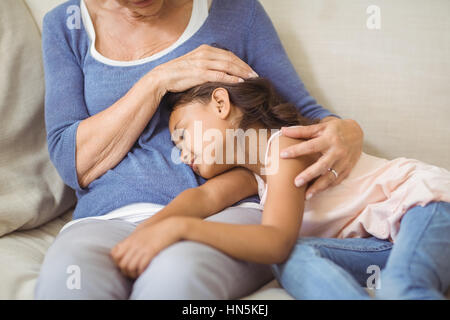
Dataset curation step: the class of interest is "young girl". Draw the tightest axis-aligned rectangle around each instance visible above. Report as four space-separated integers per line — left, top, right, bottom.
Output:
110 77 450 299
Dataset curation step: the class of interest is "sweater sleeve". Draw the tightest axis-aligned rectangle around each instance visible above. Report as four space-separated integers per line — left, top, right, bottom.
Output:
245 0 341 120
42 12 88 192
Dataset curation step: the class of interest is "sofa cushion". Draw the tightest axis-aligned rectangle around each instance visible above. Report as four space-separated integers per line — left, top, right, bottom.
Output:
0 210 73 299
0 0 76 236
24 0 66 33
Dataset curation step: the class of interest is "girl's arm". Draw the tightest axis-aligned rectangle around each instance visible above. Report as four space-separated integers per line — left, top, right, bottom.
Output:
136 167 258 229
112 135 316 279
112 167 258 278
178 136 316 264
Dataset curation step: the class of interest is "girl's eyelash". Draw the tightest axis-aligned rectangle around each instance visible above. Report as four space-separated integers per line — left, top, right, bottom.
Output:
173 129 184 146
179 129 185 140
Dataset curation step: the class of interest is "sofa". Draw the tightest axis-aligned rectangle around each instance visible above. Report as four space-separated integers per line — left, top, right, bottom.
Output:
0 0 449 300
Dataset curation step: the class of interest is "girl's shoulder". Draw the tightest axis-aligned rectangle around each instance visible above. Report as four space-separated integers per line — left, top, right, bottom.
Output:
261 134 317 183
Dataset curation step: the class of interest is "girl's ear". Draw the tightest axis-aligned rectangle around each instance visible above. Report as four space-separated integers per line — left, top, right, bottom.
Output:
211 88 231 120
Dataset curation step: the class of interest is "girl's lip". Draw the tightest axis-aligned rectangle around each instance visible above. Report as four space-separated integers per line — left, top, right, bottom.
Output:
132 0 154 8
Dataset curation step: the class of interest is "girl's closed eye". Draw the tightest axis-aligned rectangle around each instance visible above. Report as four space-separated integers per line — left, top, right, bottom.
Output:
178 129 185 141
171 128 184 148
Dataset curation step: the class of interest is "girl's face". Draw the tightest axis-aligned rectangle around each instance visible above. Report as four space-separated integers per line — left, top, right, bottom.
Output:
168 88 240 179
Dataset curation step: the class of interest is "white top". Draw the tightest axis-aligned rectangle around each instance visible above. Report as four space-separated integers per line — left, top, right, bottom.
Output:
253 130 283 206
80 0 212 66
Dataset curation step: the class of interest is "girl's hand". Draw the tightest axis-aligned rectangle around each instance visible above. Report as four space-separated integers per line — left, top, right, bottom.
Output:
110 217 186 279
280 118 364 200
151 44 258 94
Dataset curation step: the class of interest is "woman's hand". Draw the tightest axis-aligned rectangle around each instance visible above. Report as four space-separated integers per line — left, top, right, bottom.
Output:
280 118 364 200
151 44 258 94
110 217 186 279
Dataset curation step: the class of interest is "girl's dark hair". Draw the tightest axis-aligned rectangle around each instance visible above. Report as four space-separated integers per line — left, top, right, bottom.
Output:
162 77 319 130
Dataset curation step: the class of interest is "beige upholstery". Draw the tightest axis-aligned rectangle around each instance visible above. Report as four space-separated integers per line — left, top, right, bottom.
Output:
0 0 448 300
0 0 76 237
0 210 73 299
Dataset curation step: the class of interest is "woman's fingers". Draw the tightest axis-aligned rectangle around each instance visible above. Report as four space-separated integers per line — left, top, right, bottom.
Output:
192 58 256 81
280 135 328 159
202 70 244 84
281 124 323 140
159 44 258 92
304 158 348 199
294 151 336 188
283 118 363 195
198 45 257 77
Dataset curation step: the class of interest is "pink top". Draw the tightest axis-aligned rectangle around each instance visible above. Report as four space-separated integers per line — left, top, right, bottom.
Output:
254 131 450 243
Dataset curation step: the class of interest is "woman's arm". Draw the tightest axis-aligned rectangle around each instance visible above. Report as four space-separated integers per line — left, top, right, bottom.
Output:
76 75 165 189
111 135 316 278
136 167 258 229
42 14 166 190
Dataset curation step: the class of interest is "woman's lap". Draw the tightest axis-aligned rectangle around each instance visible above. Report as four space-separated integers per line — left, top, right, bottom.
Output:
273 201 450 299
36 201 449 299
34 218 136 299
35 206 273 300
132 206 273 300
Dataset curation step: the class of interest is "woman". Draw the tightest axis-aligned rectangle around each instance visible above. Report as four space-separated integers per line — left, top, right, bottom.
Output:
36 0 363 299
111 78 450 299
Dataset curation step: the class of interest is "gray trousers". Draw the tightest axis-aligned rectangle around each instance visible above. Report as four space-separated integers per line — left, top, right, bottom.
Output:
34 206 273 299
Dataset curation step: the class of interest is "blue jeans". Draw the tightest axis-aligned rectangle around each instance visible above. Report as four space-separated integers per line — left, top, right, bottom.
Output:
272 201 450 299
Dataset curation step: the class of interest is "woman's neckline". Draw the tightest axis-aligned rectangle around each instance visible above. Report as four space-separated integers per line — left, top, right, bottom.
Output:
80 0 213 67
